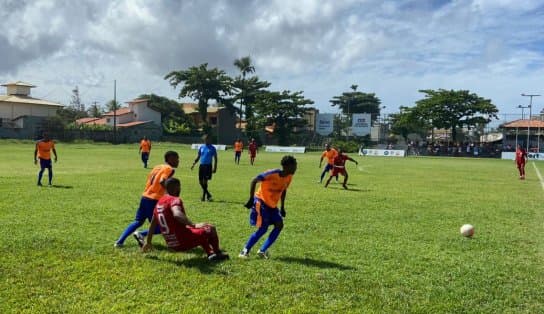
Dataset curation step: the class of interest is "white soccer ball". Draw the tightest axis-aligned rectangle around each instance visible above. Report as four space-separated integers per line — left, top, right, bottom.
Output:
460 224 475 237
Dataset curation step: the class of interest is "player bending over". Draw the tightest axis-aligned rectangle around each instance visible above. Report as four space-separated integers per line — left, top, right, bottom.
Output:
324 148 358 190
142 178 229 261
239 155 297 259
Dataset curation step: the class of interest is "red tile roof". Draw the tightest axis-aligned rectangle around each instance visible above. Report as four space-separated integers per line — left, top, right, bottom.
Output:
117 121 152 127
500 119 544 128
75 117 100 124
103 107 132 116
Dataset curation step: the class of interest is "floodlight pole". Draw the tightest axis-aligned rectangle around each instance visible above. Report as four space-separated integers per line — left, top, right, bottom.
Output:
517 105 528 149
522 93 540 152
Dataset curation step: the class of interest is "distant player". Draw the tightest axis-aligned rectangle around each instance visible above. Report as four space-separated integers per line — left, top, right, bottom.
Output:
234 138 243 165
319 143 338 183
324 148 358 189
515 144 528 180
139 136 152 168
115 151 179 247
248 138 258 165
34 132 58 186
142 178 229 261
239 155 297 259
191 134 217 202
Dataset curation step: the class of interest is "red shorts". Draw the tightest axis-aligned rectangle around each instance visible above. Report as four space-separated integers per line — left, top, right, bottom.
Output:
331 167 346 177
249 151 256 157
171 226 210 252
516 161 526 168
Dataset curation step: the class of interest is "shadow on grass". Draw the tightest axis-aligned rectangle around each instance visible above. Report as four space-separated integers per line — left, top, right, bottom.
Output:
325 186 368 192
144 246 229 274
277 256 356 270
39 184 74 189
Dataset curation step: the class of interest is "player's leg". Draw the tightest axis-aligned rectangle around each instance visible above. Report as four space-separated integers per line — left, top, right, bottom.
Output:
240 200 269 257
115 198 155 246
258 218 284 257
342 171 349 189
47 164 53 185
324 173 333 187
37 158 47 186
320 165 329 183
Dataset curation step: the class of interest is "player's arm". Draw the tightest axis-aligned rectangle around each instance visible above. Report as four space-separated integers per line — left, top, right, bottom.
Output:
347 156 358 165
172 205 195 227
191 150 202 170
142 216 158 252
319 155 324 167
244 178 259 208
52 148 58 162
279 190 287 217
212 152 218 173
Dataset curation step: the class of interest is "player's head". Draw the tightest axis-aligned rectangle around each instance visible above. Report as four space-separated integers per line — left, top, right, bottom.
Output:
338 148 344 154
203 134 212 144
281 155 297 175
165 177 181 197
164 151 179 168
42 132 50 141
143 136 147 140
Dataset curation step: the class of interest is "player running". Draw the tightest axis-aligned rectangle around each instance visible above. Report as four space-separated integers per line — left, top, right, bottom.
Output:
139 136 152 168
324 148 358 189
319 143 338 183
248 138 258 165
239 155 297 259
515 144 528 180
142 178 229 261
234 138 243 165
34 132 58 186
115 151 179 247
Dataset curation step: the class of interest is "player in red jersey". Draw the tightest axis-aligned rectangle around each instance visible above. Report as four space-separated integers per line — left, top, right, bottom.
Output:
239 155 297 259
248 138 258 165
324 148 358 189
515 144 528 180
142 178 229 261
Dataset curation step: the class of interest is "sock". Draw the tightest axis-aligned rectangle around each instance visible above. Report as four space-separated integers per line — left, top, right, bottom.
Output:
139 224 161 237
38 169 44 184
48 169 53 184
116 220 145 245
244 225 269 252
259 226 282 252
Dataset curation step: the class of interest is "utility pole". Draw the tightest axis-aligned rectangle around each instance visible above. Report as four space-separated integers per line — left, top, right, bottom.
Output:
522 93 541 152
113 80 117 144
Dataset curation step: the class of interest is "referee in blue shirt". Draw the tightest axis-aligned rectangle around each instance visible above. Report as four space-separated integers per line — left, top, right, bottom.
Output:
191 134 218 201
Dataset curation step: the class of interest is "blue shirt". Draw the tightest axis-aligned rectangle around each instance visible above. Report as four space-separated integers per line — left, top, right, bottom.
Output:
198 144 217 165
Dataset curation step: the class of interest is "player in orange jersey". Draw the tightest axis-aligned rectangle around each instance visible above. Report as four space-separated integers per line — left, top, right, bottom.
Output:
139 136 152 168
319 143 338 183
239 156 297 259
234 138 243 164
324 148 358 189
34 132 58 186
115 151 179 247
142 178 229 261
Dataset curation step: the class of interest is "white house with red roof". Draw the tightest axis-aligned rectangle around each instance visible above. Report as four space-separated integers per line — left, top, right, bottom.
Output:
76 98 161 129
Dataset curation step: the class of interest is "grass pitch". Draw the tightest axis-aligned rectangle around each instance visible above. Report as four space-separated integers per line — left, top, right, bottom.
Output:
0 140 543 313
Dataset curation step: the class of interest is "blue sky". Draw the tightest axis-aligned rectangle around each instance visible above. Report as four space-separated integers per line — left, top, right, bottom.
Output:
1 0 543 118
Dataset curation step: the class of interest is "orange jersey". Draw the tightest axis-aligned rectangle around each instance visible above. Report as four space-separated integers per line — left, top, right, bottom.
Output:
321 148 338 165
234 141 243 152
141 164 175 200
140 140 151 153
254 169 293 208
36 140 55 160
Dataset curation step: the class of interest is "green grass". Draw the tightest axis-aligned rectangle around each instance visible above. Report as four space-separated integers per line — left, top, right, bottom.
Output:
1 141 543 313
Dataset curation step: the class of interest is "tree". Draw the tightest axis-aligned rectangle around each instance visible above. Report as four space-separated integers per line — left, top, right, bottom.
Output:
329 85 383 121
233 56 256 131
106 99 121 112
253 90 314 145
138 94 194 134
70 86 85 112
389 106 429 142
87 102 103 118
165 63 232 131
414 89 498 142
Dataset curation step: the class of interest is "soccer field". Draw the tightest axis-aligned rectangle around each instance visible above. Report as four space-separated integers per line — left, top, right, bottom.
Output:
1 141 543 313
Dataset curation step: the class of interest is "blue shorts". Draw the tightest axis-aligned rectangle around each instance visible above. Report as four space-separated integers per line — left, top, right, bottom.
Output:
324 163 333 172
235 151 241 157
135 197 159 222
249 198 283 227
141 152 149 161
39 158 52 169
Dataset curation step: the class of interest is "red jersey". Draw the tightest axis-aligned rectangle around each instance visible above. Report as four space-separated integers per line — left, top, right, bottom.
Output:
248 142 257 154
153 194 192 249
332 154 349 169
515 148 527 163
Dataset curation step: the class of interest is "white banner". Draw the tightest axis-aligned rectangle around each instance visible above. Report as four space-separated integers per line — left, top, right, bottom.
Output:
316 113 334 136
191 144 227 150
359 148 405 157
265 146 306 153
501 152 544 161
351 113 371 136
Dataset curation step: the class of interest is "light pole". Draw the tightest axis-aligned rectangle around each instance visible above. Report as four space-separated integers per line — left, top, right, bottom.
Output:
517 105 528 148
522 93 541 152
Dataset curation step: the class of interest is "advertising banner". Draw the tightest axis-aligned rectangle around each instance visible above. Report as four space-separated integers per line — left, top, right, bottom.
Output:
351 113 371 136
316 113 334 136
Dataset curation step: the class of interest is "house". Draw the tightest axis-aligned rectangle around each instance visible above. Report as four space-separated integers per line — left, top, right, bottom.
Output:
182 103 238 144
500 118 544 151
0 81 64 139
76 98 162 141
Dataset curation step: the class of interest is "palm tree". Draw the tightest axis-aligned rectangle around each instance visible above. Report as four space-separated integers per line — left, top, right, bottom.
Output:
234 56 255 130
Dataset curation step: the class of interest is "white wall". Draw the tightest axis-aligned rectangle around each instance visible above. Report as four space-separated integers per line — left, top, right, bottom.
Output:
0 102 59 119
130 102 161 125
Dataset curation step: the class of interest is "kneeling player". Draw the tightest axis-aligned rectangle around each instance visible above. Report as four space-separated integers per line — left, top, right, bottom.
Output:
324 148 358 189
142 178 229 261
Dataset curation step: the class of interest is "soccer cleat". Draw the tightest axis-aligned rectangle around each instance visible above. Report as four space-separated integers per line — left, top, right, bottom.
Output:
208 253 230 261
113 242 124 248
238 250 249 258
207 196 213 202
37 182 43 186
132 232 144 247
342 184 348 190
257 250 269 259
